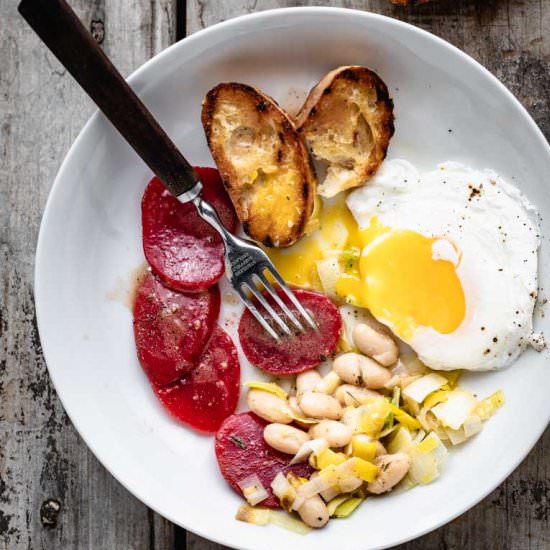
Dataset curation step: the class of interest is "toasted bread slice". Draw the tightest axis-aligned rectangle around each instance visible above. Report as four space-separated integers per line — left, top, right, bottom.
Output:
201 83 316 247
295 66 394 198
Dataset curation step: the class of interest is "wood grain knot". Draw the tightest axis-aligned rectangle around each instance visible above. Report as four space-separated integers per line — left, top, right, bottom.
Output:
90 19 105 44
40 499 61 528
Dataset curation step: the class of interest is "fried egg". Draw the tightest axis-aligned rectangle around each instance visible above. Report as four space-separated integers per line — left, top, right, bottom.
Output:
345 160 540 371
267 160 541 371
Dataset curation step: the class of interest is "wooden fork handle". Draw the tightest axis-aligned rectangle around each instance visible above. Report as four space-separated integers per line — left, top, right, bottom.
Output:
18 0 200 197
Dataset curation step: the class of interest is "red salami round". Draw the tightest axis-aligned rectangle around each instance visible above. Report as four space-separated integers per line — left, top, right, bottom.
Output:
155 326 240 433
215 412 313 508
133 270 220 387
142 167 237 292
238 289 342 375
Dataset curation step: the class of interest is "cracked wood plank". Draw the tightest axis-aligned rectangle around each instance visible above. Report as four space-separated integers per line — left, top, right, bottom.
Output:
0 1 176 549
186 1 550 548
2 0 549 549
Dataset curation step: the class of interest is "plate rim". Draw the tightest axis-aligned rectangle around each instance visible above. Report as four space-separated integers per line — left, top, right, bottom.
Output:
34 6 550 549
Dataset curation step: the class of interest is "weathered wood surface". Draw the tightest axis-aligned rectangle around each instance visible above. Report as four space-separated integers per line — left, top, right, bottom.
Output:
0 1 548 549
0 2 177 549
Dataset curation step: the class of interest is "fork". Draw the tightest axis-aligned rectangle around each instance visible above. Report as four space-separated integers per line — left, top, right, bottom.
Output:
19 0 316 341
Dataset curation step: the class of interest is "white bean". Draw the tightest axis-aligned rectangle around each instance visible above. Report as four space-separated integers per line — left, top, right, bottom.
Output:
296 370 322 396
333 353 391 389
309 420 352 448
363 360 392 389
263 423 310 454
375 441 387 457
333 353 363 386
297 495 329 528
298 391 343 420
334 384 381 406
247 390 293 424
367 453 411 494
353 323 399 366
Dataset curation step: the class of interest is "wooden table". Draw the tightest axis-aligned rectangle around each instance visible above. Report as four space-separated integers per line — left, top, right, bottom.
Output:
1 1 548 548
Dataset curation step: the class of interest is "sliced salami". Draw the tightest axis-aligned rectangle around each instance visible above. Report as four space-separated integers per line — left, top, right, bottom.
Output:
133 270 220 387
215 412 313 508
238 289 342 375
155 326 240 433
142 166 237 292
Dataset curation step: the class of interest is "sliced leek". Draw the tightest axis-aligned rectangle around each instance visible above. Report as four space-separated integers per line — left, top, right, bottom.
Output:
312 449 347 470
245 381 287 400
402 373 447 404
268 510 312 535
475 390 504 420
326 495 350 516
387 426 413 454
389 404 421 430
333 497 364 518
431 390 478 430
351 435 378 461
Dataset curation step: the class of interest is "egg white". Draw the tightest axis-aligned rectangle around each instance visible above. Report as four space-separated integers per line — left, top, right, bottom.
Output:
347 160 541 371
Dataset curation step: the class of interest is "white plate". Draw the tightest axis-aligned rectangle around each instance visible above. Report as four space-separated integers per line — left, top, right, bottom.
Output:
35 7 550 550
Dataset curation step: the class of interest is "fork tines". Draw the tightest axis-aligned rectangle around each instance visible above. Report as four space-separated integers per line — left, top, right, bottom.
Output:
237 264 317 341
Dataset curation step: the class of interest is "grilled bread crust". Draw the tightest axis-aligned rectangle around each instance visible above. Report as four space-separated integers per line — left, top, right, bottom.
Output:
295 66 394 198
201 83 316 248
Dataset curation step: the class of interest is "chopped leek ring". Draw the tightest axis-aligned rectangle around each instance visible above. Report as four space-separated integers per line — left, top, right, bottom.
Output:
341 247 361 274
351 435 378 461
286 472 307 488
445 427 468 446
431 390 478 430
411 429 426 445
268 510 312 535
238 474 270 506
463 414 483 437
309 459 368 498
423 390 449 410
236 504 270 525
399 351 429 375
333 497 364 518
402 394 421 417
475 390 505 420
320 485 340 503
313 449 347 470
358 399 393 436
387 426 413 454
327 496 350 516
271 472 296 512
349 457 378 482
402 373 447 404
407 432 448 485
245 381 287 400
389 404 421 430
445 415 483 445
391 386 401 407
289 411 320 425
290 438 328 465
416 433 438 454
316 258 341 299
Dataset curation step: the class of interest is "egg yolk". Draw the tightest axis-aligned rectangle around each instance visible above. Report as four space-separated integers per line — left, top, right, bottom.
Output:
265 197 355 288
337 218 466 340
265 196 466 339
